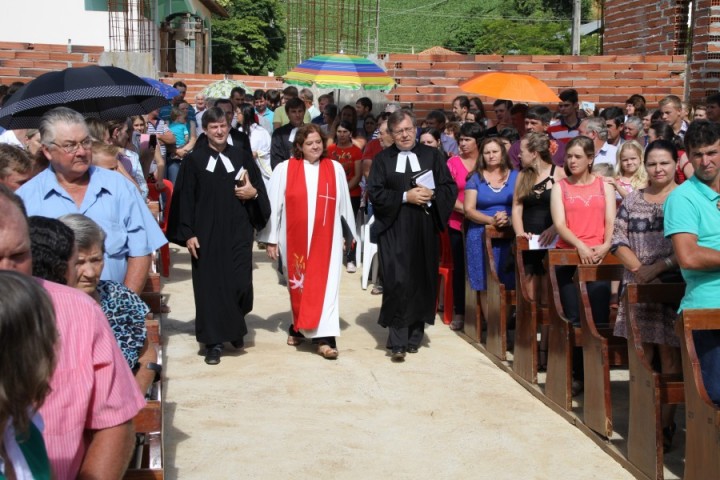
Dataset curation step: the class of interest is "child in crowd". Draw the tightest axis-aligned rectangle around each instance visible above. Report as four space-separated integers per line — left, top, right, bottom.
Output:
168 107 189 157
91 142 142 194
610 141 647 202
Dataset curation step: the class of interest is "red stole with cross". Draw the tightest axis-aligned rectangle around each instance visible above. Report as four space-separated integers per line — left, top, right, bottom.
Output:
285 157 337 329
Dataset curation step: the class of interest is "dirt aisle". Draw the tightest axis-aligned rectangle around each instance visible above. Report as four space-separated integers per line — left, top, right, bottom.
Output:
161 248 634 479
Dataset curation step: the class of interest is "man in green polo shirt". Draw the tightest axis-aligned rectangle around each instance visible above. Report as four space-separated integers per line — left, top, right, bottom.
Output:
664 120 720 404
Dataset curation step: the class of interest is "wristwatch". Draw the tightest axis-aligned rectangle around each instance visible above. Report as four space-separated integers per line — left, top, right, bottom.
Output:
146 362 162 375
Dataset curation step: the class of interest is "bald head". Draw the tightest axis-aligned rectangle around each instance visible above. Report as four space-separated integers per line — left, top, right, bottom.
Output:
0 185 31 275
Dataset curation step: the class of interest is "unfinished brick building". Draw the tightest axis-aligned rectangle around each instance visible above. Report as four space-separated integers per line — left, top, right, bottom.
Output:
604 0 719 103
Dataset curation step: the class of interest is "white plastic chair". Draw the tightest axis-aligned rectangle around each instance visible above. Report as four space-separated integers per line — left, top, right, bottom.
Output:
361 216 378 290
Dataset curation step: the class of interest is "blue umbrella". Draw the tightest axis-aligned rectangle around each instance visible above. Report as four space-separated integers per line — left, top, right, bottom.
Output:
142 77 180 100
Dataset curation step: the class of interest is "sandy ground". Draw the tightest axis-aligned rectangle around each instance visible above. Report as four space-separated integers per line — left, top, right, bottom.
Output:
161 246 635 479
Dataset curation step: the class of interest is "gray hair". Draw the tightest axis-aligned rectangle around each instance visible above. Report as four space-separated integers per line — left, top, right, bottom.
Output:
582 117 608 141
299 88 314 102
39 107 88 146
58 213 106 252
625 115 643 132
387 110 416 135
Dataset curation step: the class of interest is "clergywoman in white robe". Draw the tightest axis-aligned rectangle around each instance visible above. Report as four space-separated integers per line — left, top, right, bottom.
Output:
259 124 356 359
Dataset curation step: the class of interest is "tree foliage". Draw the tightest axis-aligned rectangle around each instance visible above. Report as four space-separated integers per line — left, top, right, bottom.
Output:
443 0 598 55
211 0 285 75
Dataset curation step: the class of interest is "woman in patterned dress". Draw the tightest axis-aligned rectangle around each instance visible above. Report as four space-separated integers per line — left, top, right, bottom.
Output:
60 214 158 394
610 139 682 447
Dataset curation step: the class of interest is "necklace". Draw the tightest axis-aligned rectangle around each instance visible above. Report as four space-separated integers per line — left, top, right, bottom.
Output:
483 172 508 193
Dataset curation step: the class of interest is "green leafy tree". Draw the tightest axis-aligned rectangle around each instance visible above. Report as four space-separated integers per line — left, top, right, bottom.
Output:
212 0 285 75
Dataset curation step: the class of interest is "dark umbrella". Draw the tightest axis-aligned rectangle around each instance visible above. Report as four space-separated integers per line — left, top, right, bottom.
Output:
0 65 170 129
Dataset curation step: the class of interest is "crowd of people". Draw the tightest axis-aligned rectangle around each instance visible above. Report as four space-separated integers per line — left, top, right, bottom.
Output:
1 73 720 477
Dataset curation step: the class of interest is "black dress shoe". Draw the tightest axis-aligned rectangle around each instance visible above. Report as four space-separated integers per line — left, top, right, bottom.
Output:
231 339 244 349
391 349 406 362
407 345 419 354
204 344 223 365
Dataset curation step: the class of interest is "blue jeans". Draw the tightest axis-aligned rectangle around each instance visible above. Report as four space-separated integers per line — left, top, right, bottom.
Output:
693 330 720 405
167 158 181 185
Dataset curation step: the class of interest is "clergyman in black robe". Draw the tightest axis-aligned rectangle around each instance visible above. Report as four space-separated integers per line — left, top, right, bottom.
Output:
368 110 456 361
167 107 271 364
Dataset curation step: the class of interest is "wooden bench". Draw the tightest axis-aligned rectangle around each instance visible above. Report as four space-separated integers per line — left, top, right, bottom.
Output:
625 283 685 480
545 249 584 410
574 257 626 437
512 236 550 383
677 309 720 480
141 272 164 315
125 400 163 480
483 225 516 361
545 251 622 412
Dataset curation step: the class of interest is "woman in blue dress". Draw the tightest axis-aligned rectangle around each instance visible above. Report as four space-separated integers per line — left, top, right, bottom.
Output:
464 137 518 307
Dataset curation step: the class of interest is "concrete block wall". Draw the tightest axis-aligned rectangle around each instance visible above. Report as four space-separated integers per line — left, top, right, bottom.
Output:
603 0 690 56
382 53 686 119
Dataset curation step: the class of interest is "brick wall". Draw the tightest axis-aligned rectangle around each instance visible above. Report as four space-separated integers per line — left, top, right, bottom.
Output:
603 0 690 56
0 42 688 120
0 41 104 84
687 0 720 103
160 72 283 100
383 53 686 119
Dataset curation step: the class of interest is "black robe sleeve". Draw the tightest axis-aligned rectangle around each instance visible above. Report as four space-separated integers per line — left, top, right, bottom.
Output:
238 146 271 230
270 128 289 170
367 145 404 237
428 146 457 232
165 145 200 246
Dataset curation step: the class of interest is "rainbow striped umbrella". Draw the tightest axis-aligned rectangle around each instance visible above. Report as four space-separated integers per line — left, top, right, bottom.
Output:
283 53 395 91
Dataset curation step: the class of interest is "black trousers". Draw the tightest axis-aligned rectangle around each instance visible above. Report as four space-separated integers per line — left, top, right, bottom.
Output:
556 266 611 381
388 321 425 351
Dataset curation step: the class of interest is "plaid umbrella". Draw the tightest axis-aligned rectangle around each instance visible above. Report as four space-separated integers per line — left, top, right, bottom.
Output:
0 65 170 129
200 79 253 99
142 77 181 100
283 53 395 91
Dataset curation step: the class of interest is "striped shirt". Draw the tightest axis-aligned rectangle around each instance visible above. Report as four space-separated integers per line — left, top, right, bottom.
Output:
547 117 581 144
37 278 145 480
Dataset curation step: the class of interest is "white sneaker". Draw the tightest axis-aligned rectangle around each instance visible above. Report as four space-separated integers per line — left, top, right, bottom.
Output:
346 261 357 273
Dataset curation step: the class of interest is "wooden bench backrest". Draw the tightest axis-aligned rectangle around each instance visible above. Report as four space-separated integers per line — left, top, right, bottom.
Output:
679 309 720 409
678 309 720 480
483 225 515 285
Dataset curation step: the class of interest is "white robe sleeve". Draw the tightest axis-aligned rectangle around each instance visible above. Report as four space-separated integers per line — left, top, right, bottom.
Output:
250 125 273 181
334 160 357 244
257 160 288 245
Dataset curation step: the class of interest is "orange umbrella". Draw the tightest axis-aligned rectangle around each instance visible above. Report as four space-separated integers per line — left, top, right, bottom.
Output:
459 72 560 104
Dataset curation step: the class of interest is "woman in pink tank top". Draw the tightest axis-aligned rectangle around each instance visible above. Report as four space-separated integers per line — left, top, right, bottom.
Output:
549 135 617 395
551 136 616 264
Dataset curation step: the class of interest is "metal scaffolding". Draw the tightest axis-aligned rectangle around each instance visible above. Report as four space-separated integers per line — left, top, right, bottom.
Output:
108 0 156 52
285 0 380 68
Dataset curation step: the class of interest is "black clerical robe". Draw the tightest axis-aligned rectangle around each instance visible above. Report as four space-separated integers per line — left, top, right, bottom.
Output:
367 143 457 329
169 141 271 344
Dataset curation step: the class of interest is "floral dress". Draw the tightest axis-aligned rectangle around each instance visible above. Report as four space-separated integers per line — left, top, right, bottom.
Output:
97 280 149 368
611 190 679 346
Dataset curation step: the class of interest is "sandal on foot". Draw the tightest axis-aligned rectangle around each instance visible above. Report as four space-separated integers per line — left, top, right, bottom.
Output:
317 344 339 359
287 335 303 346
371 285 383 295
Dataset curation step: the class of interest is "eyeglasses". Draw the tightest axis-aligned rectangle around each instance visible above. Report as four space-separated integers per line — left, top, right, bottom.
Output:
392 127 415 137
50 137 93 154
